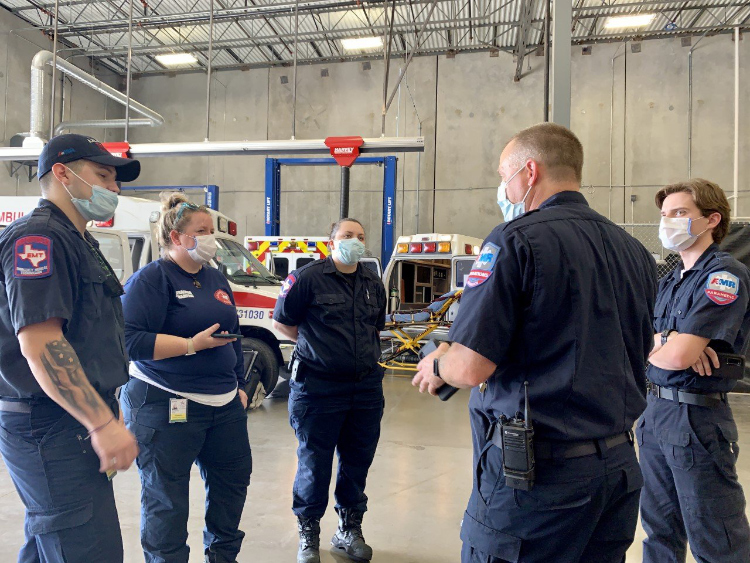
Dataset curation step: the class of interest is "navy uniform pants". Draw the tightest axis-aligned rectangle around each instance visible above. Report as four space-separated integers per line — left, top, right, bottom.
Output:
0 397 123 563
120 378 252 563
460 435 642 563
288 368 384 519
638 393 750 563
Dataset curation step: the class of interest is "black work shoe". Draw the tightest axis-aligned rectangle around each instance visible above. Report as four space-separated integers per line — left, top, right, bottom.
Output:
330 508 373 562
298 516 321 563
204 549 237 563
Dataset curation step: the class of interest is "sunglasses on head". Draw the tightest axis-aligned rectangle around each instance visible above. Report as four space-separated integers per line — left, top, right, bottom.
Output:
175 201 201 221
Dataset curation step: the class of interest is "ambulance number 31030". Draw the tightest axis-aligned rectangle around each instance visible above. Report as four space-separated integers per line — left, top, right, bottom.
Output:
238 308 265 320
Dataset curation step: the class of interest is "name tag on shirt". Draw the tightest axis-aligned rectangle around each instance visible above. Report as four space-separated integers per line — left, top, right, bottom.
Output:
169 398 188 423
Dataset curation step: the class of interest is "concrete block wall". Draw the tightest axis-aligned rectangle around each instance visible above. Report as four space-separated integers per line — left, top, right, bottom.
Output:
2 3 749 257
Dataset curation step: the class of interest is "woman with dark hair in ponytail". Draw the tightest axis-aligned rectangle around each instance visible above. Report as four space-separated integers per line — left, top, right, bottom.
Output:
120 191 252 563
273 218 387 563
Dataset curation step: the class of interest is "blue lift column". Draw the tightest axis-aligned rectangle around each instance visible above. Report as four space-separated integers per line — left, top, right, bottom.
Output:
264 158 281 236
263 156 397 268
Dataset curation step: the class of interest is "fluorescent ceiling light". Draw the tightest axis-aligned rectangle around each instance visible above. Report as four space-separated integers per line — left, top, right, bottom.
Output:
155 53 198 66
341 37 383 51
604 13 656 29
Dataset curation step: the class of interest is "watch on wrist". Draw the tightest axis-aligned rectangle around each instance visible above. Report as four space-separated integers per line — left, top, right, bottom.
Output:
186 337 196 356
660 329 673 346
433 356 443 380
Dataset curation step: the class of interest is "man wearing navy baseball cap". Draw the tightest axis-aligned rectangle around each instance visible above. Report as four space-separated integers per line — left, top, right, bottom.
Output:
0 134 141 562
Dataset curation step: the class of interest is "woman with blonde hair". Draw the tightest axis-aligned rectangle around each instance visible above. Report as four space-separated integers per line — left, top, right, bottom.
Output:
120 192 252 563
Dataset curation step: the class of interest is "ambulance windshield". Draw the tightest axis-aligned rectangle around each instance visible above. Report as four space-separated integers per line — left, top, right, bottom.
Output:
212 238 280 286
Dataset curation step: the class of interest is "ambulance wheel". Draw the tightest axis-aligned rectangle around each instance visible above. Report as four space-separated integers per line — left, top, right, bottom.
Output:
242 338 279 411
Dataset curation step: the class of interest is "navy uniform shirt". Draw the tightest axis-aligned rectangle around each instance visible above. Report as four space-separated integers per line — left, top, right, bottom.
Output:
273 256 386 379
122 259 244 395
0 199 128 398
449 191 657 450
648 243 750 393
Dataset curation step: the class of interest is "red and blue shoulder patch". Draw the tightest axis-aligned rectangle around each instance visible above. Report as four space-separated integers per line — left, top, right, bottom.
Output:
280 274 297 298
465 242 500 288
704 270 740 305
14 235 53 279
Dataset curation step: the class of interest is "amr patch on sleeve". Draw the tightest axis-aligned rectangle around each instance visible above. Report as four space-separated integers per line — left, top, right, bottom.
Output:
14 235 53 279
465 242 500 288
705 270 740 305
280 274 297 298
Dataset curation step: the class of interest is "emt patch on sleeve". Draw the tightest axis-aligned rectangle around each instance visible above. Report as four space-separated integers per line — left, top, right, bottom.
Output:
465 242 500 288
704 270 740 305
280 274 296 298
14 235 53 279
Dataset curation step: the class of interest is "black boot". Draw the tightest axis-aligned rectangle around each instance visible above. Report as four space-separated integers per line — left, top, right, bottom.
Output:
204 549 237 563
330 508 372 562
297 516 321 563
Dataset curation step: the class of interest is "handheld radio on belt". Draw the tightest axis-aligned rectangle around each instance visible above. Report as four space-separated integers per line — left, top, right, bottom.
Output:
500 382 535 491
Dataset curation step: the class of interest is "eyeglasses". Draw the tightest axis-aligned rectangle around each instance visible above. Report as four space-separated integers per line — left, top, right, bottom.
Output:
176 201 201 221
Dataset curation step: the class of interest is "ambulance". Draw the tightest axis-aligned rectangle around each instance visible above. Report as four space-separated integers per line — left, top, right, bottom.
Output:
245 236 330 279
382 233 483 317
0 195 290 410
245 235 383 278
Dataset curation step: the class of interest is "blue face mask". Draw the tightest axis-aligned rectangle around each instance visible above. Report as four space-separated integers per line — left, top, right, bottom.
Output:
64 167 119 222
333 238 366 266
497 165 532 222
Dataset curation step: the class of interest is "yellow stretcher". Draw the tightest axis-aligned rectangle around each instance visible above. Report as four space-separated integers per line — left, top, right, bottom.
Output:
378 289 463 372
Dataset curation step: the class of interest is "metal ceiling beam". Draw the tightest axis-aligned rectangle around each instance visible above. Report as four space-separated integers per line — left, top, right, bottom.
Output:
29 0 749 35
122 44 516 75
70 15 533 58
513 0 534 82
34 0 466 34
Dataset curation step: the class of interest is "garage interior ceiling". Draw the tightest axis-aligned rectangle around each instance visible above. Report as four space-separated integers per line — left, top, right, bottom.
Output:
1 0 749 77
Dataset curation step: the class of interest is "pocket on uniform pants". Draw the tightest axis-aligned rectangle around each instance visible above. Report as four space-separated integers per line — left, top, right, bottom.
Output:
684 493 750 556
659 429 694 471
512 481 592 511
460 511 522 563
635 417 645 447
26 499 94 536
127 420 156 446
475 443 504 506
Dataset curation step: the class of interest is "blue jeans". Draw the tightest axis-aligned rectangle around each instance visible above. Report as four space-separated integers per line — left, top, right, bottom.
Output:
638 393 750 563
121 378 252 563
0 398 123 563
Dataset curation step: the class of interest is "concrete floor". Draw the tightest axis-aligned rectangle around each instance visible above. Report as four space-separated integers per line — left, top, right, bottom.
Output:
0 377 749 562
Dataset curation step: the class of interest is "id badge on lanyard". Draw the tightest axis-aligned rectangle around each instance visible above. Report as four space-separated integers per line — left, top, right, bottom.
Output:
169 398 188 423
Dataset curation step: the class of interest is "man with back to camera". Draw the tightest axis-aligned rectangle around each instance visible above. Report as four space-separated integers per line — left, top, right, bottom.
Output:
639 178 750 562
413 123 658 562
0 134 140 562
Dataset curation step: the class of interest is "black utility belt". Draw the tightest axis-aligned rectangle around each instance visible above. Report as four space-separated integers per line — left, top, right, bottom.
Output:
292 358 375 383
489 427 632 461
648 382 727 408
0 390 118 414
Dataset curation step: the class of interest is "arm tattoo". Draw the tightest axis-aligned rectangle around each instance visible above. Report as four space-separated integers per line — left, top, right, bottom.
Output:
39 339 106 419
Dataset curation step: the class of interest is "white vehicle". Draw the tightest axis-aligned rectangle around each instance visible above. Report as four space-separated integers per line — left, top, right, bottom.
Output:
245 235 383 279
383 233 483 318
0 195 291 409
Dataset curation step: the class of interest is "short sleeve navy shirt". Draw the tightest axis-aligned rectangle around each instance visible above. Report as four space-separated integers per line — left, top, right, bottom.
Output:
648 243 750 393
0 200 129 398
273 256 386 379
449 191 658 445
